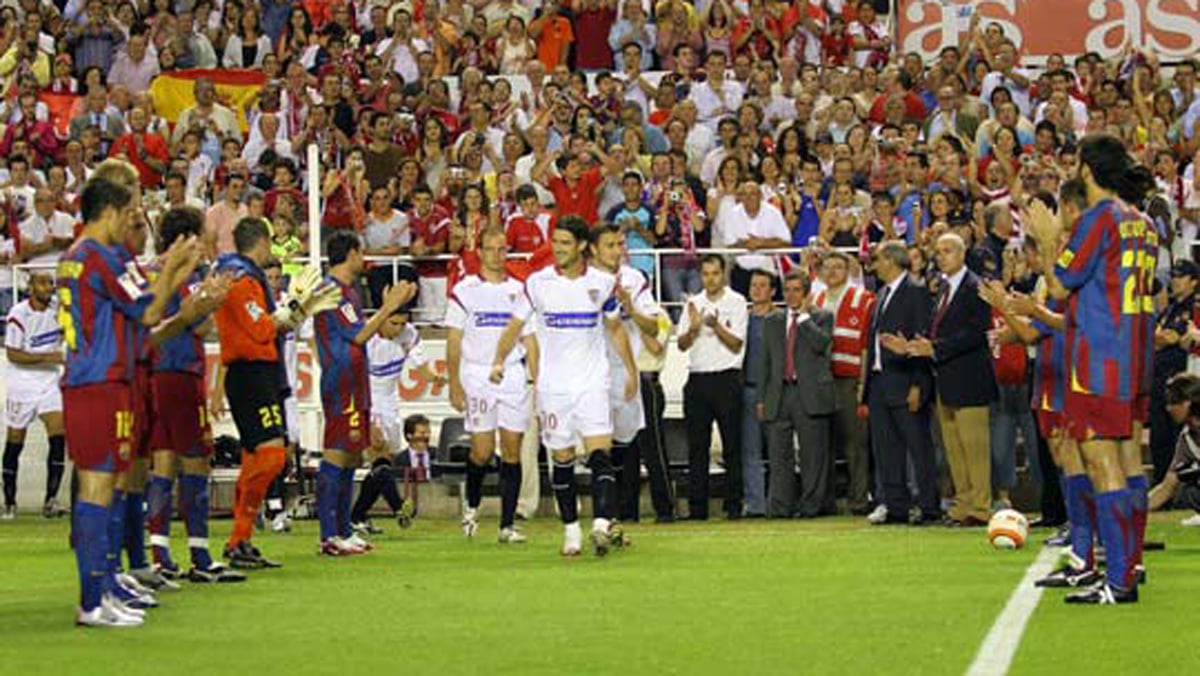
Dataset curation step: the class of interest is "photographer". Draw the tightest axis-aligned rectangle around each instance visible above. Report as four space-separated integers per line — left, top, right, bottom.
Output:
1148 373 1200 527
655 176 705 318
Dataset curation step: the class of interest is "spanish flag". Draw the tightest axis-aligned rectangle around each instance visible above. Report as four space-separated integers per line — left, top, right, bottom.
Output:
149 69 266 134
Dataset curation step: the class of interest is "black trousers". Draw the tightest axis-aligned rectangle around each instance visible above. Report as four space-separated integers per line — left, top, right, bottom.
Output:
867 384 939 517
629 372 676 519
1150 374 1182 484
684 370 743 518
1035 426 1066 524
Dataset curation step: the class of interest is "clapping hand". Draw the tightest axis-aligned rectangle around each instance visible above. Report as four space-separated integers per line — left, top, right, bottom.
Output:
1022 198 1060 248
880 331 909 355
907 336 934 358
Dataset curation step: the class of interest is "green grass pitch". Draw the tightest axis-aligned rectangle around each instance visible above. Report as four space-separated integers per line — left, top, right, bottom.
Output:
1 513 1196 675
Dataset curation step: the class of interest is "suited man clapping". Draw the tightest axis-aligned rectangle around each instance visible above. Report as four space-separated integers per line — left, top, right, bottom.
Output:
902 233 997 526
863 240 939 525
755 271 836 518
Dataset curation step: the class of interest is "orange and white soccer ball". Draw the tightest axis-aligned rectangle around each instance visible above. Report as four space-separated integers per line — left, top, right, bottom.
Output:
988 509 1029 549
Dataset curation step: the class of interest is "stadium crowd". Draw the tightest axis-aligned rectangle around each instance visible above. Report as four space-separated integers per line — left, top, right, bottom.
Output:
2 0 1200 619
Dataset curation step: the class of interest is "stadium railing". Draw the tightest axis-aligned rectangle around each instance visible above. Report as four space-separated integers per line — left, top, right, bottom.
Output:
6 246 852 323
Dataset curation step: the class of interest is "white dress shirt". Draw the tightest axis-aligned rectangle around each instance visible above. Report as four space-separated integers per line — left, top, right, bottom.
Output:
722 202 792 273
939 266 967 308
678 287 748 372
872 272 907 372
688 79 744 130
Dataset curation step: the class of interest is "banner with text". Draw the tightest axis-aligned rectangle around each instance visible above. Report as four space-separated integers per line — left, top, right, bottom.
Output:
897 0 1200 64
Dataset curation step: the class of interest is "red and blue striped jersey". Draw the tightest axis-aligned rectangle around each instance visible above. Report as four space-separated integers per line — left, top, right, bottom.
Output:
152 270 207 376
117 247 153 370
56 239 153 387
1031 298 1069 414
314 276 370 414
1054 198 1157 401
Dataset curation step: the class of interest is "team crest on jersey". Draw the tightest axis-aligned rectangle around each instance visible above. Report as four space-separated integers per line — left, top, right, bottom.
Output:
117 262 148 299
246 300 264 321
588 289 600 303
849 316 859 327
341 303 359 324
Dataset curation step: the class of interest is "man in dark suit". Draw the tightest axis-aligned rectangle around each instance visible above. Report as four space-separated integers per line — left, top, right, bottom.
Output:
755 271 836 518
903 234 997 526
862 240 939 525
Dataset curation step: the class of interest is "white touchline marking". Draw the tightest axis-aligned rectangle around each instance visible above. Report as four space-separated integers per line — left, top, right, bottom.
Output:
965 546 1060 676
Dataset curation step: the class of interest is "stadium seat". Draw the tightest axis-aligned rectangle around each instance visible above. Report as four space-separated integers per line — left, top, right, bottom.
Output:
433 417 471 480
663 418 690 471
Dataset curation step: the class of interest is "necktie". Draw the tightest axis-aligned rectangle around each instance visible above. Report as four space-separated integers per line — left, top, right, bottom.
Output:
784 312 798 382
932 283 951 337
872 284 892 330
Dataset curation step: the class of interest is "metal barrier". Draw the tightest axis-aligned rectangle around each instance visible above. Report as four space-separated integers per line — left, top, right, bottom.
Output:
4 245 857 324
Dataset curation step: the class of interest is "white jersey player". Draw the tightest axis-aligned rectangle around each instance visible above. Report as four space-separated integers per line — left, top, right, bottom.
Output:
446 228 536 543
588 224 663 520
366 312 438 453
350 307 440 537
2 271 66 519
589 225 659 443
491 218 638 557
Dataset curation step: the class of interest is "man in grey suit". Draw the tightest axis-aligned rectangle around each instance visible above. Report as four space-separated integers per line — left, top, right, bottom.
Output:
68 85 126 151
754 271 836 518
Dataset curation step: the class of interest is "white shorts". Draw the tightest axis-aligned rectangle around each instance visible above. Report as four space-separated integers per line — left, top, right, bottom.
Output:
537 388 612 450
608 370 645 444
462 365 529 435
5 387 62 430
283 395 300 445
371 409 403 454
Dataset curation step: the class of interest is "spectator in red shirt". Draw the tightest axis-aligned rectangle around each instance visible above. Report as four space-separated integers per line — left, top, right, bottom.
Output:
572 0 619 71
732 0 783 62
868 71 928 125
409 183 454 323
107 107 169 188
531 144 616 224
821 15 852 67
0 93 59 169
505 184 557 253
263 159 306 219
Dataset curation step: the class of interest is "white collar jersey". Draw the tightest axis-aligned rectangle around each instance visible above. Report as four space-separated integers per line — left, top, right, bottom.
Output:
5 298 63 395
516 264 621 394
445 273 530 369
606 264 657 368
367 323 427 413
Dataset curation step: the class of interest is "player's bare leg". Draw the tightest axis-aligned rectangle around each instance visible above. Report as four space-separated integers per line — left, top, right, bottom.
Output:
1120 421 1150 582
496 429 525 543
1066 440 1138 604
